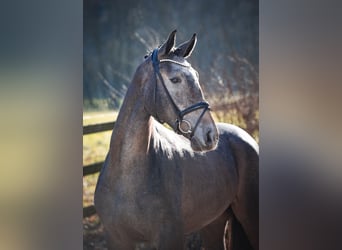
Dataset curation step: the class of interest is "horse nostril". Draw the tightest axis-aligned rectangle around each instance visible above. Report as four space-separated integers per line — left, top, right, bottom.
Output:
206 130 213 144
206 129 218 147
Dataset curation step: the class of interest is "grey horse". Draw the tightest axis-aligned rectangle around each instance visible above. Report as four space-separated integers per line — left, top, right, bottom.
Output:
95 30 258 250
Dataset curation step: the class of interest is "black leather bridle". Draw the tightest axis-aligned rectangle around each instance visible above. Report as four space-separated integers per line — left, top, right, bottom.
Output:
151 49 210 138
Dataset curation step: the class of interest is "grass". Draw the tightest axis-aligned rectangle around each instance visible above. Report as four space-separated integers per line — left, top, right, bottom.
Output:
213 108 259 143
83 111 117 207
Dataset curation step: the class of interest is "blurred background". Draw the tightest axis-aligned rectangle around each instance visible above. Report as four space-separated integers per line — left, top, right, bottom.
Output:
1 0 341 249
83 0 258 248
83 0 258 137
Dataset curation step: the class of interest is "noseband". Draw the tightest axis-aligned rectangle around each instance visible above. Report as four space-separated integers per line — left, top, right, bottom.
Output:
151 49 210 138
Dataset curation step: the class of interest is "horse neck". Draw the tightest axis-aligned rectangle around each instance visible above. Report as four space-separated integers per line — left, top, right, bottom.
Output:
97 64 157 191
109 69 152 157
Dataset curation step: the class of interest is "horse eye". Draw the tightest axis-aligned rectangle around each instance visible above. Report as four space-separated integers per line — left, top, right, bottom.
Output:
170 77 181 84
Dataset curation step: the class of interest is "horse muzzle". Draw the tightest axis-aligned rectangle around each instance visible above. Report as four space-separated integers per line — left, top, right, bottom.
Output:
190 124 219 152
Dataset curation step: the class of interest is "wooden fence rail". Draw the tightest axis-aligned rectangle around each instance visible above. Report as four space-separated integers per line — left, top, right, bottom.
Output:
83 121 115 218
83 121 115 135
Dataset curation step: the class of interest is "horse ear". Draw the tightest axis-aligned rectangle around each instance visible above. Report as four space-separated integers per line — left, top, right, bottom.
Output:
159 30 177 57
174 33 197 58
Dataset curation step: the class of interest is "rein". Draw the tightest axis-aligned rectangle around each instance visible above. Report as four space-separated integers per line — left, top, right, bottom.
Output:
151 49 210 138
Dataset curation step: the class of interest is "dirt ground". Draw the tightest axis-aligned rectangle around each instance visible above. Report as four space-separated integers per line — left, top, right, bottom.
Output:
83 214 205 250
83 214 108 250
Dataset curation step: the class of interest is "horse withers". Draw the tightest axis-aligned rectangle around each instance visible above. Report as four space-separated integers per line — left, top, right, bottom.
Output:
94 30 258 250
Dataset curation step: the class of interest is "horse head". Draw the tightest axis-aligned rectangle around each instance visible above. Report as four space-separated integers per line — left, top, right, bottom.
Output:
143 30 219 151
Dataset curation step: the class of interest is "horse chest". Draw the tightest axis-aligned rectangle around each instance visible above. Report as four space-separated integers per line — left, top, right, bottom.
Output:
181 156 238 232
106 167 175 216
